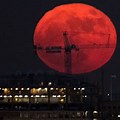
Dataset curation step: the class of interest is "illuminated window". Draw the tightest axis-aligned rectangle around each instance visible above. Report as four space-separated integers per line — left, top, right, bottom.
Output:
50 88 54 90
74 88 76 90
15 95 19 97
4 95 7 98
52 95 56 98
57 95 61 98
15 88 18 90
60 98 64 103
24 95 28 98
27 88 30 90
19 95 23 98
81 88 85 90
21 88 24 90
48 82 52 86
35 95 40 98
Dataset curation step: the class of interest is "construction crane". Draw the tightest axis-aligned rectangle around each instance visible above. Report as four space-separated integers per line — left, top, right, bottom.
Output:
34 32 114 74
63 31 79 74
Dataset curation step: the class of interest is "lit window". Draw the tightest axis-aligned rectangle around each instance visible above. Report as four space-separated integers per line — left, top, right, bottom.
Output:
57 95 61 98
78 88 80 90
50 88 54 90
31 95 34 97
74 88 76 90
0 95 2 97
118 115 120 117
41 95 46 98
60 98 64 103
45 88 47 91
52 95 56 98
15 95 18 97
35 95 40 98
9 95 12 98
19 95 23 98
15 88 18 90
21 88 24 90
63 95 66 97
81 88 85 90
27 88 30 90
56 88 58 90
38 88 41 91
48 82 52 86
93 111 98 114
24 95 28 98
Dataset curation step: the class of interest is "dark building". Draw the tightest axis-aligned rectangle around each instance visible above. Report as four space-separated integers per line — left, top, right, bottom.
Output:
0 73 100 120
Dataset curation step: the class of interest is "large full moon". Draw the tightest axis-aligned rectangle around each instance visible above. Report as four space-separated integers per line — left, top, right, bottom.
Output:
34 3 117 74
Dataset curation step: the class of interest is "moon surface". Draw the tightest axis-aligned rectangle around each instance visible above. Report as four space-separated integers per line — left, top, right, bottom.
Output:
34 3 117 74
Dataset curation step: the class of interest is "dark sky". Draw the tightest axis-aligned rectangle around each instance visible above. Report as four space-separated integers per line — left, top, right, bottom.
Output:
0 0 120 94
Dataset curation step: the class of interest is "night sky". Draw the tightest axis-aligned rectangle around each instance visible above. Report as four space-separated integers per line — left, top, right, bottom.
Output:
0 0 120 94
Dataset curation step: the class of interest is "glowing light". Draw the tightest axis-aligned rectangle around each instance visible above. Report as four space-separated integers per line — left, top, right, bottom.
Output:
57 95 61 97
52 95 56 98
81 88 85 90
21 88 24 90
27 88 30 90
9 95 12 98
50 88 54 90
35 95 40 97
15 88 18 90
15 95 19 97
48 82 52 86
93 111 98 113
74 88 76 90
19 95 23 98
41 95 46 98
24 95 28 98
118 115 120 117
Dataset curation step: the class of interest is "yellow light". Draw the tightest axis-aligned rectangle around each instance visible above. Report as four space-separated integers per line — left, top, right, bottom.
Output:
21 88 24 90
60 98 64 103
50 88 54 90
15 95 18 97
4 88 10 94
45 88 47 91
41 95 46 98
57 95 61 98
24 95 28 98
15 98 18 102
52 95 56 98
4 95 7 98
19 95 23 98
31 88 37 94
35 95 40 97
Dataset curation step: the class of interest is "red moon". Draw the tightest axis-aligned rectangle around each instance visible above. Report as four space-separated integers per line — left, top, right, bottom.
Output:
34 3 117 74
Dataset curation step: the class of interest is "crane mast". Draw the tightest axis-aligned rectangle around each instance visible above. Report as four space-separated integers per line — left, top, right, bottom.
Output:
63 31 72 74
